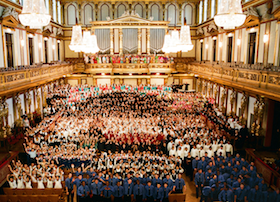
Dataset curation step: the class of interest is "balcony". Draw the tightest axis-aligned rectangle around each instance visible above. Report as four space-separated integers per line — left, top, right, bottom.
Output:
0 63 74 96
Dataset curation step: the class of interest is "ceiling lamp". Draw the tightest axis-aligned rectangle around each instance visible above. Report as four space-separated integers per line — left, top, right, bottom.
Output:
69 20 83 52
169 28 180 53
19 0 51 29
162 30 171 53
83 32 100 54
178 18 193 52
214 0 246 29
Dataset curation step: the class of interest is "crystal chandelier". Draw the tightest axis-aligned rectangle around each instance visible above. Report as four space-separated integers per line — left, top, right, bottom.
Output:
19 0 51 29
69 22 83 52
214 0 246 29
169 28 181 53
82 31 100 54
162 30 171 53
178 19 193 52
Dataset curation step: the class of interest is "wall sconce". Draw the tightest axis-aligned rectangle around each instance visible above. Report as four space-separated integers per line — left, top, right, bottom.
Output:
28 34 34 38
200 39 203 43
44 37 49 41
206 44 209 49
263 34 269 43
101 73 105 76
129 73 132 76
250 28 256 32
20 39 25 46
237 39 241 46
219 42 223 48
6 28 12 33
212 36 217 40
156 73 160 76
228 33 233 37
57 40 60 43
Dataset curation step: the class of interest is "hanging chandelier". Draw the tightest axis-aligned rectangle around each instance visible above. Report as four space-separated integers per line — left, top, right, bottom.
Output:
214 0 246 29
178 18 193 52
169 28 181 53
19 0 51 29
69 21 83 52
162 30 171 54
82 31 100 54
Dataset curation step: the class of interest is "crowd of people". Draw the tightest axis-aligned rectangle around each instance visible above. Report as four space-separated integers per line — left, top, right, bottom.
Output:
84 54 174 64
6 84 279 202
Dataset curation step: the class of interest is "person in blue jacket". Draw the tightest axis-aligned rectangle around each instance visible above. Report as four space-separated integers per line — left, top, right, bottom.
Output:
218 185 234 202
248 184 262 202
145 181 154 202
175 174 186 193
163 175 174 189
101 181 114 202
123 178 134 202
77 181 90 202
154 183 164 202
114 181 124 202
133 180 145 202
91 178 103 202
152 174 163 187
162 182 172 202
234 183 248 202
200 185 211 202
195 169 205 198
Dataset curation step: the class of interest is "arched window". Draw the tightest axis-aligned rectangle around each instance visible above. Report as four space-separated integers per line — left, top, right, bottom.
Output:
204 0 207 21
151 4 160 21
211 0 215 18
134 4 143 17
117 4 126 18
199 1 203 24
167 4 176 25
100 4 109 21
67 4 76 25
84 4 93 24
183 4 193 25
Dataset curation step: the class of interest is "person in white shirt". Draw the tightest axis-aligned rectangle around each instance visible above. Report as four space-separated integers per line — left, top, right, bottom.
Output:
176 147 184 159
16 175 25 189
25 176 32 189
207 147 214 158
199 147 205 158
216 145 226 157
54 175 63 188
191 145 199 158
169 146 177 157
225 141 233 156
7 174 17 189
46 176 54 188
37 176 45 189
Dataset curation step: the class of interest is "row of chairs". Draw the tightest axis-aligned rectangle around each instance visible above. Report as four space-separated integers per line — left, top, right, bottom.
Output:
0 194 60 202
3 188 63 196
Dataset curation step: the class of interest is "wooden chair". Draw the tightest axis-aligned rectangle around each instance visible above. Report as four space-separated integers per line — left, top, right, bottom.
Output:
0 195 8 202
28 195 40 202
4 188 18 196
35 189 46 195
43 189 53 195
24 189 35 195
46 195 59 202
16 189 26 195
52 189 63 196
38 195 48 202
18 195 29 202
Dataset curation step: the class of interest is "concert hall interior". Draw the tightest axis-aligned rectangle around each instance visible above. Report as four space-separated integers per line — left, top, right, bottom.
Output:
0 0 280 202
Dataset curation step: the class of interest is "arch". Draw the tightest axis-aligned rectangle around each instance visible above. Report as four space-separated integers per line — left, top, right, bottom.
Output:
181 3 194 25
165 3 179 26
98 3 112 21
148 3 163 21
65 3 78 25
82 3 95 25
132 2 146 18
114 2 129 18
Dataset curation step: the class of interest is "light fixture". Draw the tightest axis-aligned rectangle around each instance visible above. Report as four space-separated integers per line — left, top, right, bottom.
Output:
212 36 217 40
200 39 203 43
101 73 105 76
44 37 49 41
28 34 34 38
6 28 12 33
263 34 269 43
214 0 246 29
169 28 180 53
82 30 100 54
69 19 83 52
237 39 241 46
156 73 160 76
219 42 223 48
228 33 233 37
250 28 256 32
178 18 193 52
19 0 51 29
129 73 132 76
20 39 25 46
57 40 60 43
162 30 171 53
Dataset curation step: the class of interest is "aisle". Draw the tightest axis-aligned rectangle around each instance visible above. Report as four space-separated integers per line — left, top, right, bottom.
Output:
182 174 200 202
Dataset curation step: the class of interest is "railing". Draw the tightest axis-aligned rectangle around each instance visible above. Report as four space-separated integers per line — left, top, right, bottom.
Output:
0 63 74 93
189 62 280 101
246 148 280 189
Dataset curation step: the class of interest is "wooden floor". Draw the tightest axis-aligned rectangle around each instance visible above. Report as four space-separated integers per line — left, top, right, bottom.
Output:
182 174 200 202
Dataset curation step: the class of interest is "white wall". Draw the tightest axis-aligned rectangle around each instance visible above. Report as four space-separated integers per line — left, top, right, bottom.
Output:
97 78 110 86
151 78 164 85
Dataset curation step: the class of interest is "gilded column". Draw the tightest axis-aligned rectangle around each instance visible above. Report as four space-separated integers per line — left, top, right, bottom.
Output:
138 28 141 55
119 28 123 55
147 28 150 55
110 28 114 55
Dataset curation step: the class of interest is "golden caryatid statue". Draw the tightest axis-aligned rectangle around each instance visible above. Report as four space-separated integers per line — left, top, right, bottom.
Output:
15 95 22 119
202 80 207 95
207 82 212 97
35 88 41 112
213 83 219 100
220 87 227 108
